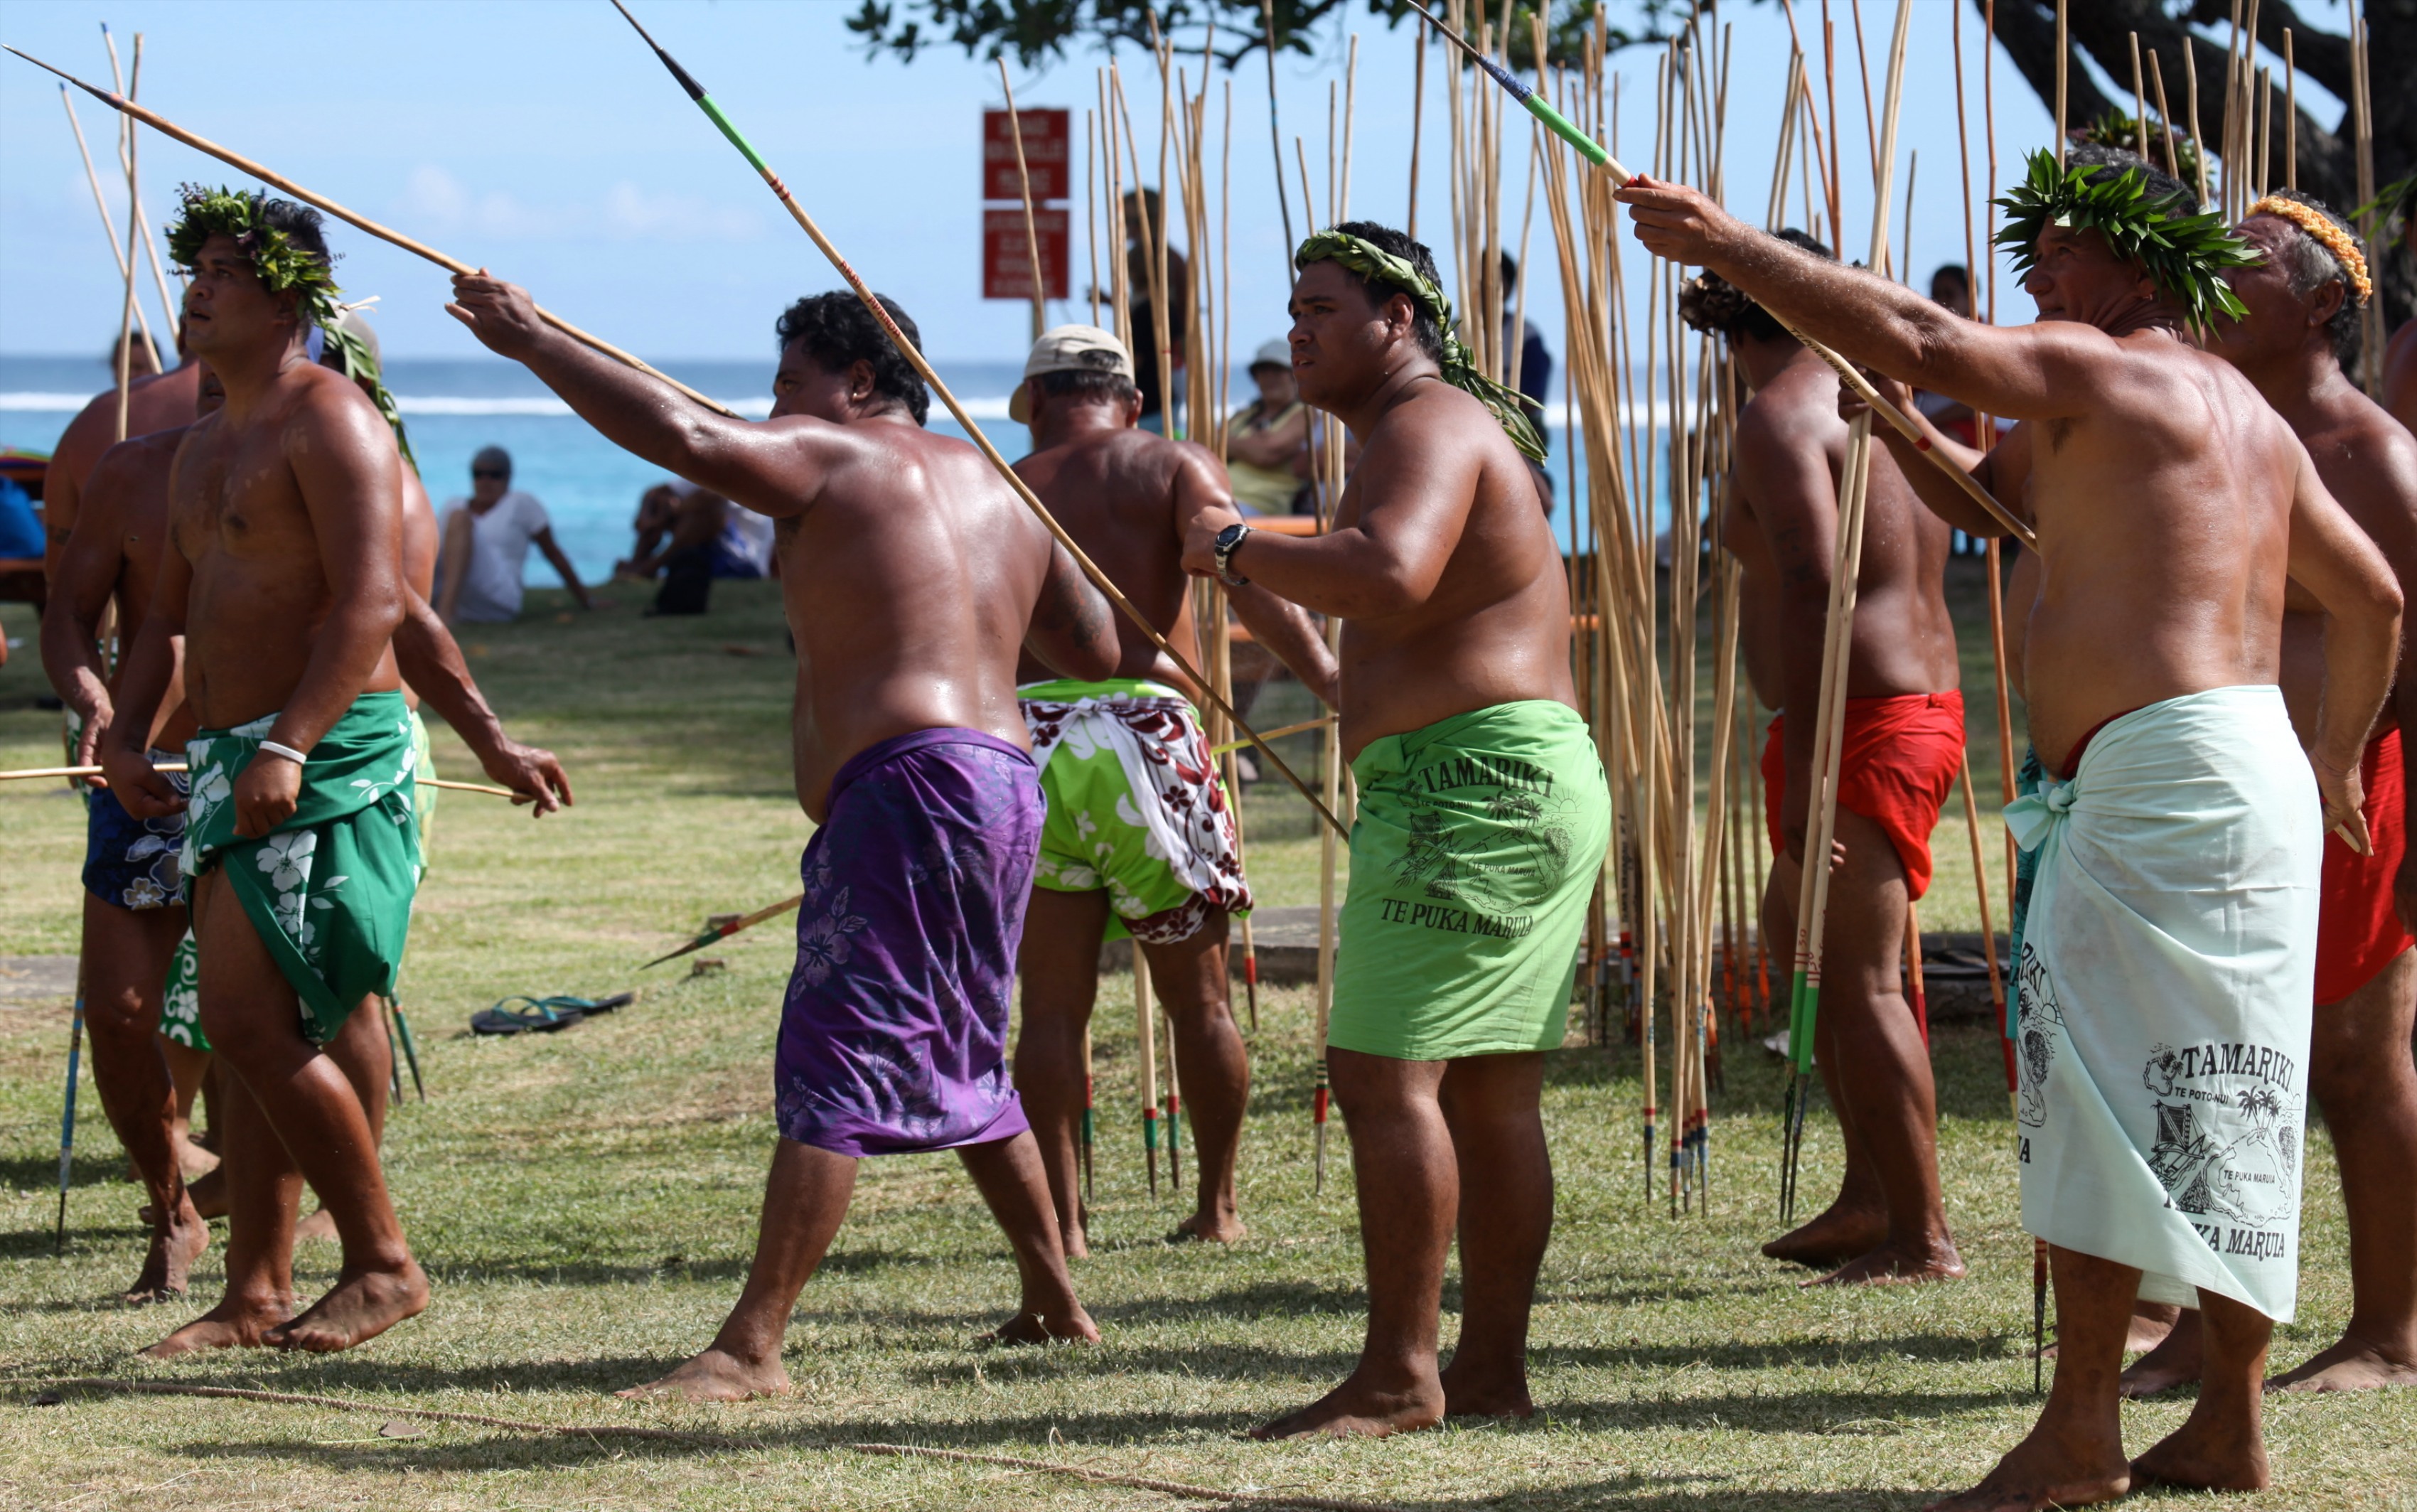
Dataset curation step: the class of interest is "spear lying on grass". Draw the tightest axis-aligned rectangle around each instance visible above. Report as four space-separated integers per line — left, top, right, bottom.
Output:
1396 0 2036 551
601 0 1345 842
641 893 806 970
2 47 739 421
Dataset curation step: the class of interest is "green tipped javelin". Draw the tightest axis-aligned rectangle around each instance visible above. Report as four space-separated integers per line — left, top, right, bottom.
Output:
603 0 1346 842
1398 0 1629 181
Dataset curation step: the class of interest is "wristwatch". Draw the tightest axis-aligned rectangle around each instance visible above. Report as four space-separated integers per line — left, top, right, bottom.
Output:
1213 522 1253 586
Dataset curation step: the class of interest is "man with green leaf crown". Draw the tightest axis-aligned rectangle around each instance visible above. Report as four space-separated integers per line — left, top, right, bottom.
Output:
102 186 431 1358
1623 141 2402 1508
1179 221 1611 1440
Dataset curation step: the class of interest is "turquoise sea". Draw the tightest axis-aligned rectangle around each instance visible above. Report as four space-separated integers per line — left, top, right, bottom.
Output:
1 353 1617 585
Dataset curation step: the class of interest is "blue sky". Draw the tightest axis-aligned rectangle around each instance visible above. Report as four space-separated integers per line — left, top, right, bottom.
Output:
0 1 2333 365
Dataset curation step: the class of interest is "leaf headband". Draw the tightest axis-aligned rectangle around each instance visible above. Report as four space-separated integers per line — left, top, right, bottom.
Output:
1992 149 2259 328
1294 230 1547 463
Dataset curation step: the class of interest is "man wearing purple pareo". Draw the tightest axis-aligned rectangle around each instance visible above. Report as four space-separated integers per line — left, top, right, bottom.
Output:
449 275 1122 1401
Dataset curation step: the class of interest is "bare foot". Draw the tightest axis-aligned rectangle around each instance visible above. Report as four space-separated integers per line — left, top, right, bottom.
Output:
265 1261 429 1353
138 1294 293 1359
1921 1419 2130 1511
616 1345 791 1401
1762 1201 1887 1269
184 1167 226 1223
2267 1334 2417 1393
293 1206 338 1243
122 1202 210 1304
1060 1227 1090 1261
2131 1406 2269 1491
1806 1240 1968 1288
1253 1373 1446 1440
1438 1357 1533 1420
2118 1315 2203 1399
980 1305 1100 1346
175 1137 220 1184
1167 1211 1248 1245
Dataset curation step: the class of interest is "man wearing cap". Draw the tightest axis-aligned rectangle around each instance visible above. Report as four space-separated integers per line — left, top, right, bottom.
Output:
1009 325 1338 1254
1180 222 1611 1438
434 445 591 624
1226 339 1312 515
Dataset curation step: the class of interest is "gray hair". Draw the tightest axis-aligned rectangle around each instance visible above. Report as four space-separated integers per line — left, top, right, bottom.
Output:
2257 189 2362 368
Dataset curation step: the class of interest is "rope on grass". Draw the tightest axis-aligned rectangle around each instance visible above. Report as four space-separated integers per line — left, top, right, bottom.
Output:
4 1378 1403 1512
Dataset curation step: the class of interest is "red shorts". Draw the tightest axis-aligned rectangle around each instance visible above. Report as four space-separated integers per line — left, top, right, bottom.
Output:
2315 727 2412 1004
1763 691 1966 901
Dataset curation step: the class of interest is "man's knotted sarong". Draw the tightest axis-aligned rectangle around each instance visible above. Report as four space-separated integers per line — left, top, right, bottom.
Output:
2005 685 2317 1320
181 690 422 1044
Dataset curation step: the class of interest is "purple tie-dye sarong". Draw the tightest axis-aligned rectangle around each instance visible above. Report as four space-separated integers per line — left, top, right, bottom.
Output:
774 726 1041 1158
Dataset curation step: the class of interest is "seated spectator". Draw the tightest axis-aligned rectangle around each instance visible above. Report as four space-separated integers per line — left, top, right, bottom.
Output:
1226 341 1311 515
613 480 761 616
435 446 591 623
0 475 43 560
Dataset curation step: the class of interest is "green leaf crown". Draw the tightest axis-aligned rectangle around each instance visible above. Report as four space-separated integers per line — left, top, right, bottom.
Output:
166 184 343 329
1992 149 2258 328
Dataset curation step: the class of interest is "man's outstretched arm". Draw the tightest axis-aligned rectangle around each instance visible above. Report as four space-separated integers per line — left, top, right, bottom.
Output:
1619 177 2106 424
393 590 573 815
447 272 830 520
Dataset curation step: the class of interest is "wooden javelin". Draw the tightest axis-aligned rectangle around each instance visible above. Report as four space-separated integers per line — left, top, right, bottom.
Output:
0 763 514 798
604 0 1345 841
4 47 741 422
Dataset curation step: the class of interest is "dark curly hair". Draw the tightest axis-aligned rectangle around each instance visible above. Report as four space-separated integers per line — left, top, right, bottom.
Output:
1317 220 1447 363
2252 188 2364 368
1678 229 1832 343
774 291 930 426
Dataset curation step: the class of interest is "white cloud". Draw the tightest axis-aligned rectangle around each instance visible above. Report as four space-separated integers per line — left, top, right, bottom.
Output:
397 166 759 245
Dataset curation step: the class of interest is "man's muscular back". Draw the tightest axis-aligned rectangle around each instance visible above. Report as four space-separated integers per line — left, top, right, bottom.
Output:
1013 427 1200 683
1331 379 1572 759
1726 348 1956 709
171 362 402 728
42 365 201 572
769 416 1067 820
2001 334 2301 771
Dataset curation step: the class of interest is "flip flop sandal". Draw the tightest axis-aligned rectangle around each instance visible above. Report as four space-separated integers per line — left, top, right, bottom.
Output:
470 996 592 1036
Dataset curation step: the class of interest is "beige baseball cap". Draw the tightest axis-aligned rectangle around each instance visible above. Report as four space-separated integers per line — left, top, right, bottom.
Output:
1250 338 1291 370
1009 323 1135 422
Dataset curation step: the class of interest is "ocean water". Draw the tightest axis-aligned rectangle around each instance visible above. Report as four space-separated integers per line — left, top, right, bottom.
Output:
1 353 1621 584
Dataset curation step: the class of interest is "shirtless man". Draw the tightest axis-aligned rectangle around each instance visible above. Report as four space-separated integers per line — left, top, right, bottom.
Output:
1007 325 1337 1255
39 344 198 582
102 190 432 1357
2119 191 2417 1398
447 274 1120 1400
1623 144 2402 1508
1680 236 1968 1287
1179 222 1612 1439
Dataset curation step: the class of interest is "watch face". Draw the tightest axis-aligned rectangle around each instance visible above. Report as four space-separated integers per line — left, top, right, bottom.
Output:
1217 523 1248 548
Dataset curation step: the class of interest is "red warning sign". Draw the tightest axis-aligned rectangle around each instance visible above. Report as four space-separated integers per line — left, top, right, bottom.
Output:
983 107 1071 203
982 208 1070 301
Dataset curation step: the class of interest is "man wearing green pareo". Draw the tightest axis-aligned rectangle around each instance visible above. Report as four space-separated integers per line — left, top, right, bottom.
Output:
1181 222 1610 1439
103 187 432 1358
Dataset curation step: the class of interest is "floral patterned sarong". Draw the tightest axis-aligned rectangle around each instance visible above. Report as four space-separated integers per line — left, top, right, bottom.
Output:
181 690 420 1044
1017 677 1250 945
773 726 1041 1158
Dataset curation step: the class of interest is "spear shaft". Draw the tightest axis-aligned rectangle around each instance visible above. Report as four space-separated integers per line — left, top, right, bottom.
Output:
3 46 738 421
605 0 1344 840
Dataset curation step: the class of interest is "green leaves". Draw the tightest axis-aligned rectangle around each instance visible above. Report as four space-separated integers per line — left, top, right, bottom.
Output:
166 183 343 329
1992 149 2259 329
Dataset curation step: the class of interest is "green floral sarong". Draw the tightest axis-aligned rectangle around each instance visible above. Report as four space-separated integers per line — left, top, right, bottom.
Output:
161 929 207 1051
181 690 420 1044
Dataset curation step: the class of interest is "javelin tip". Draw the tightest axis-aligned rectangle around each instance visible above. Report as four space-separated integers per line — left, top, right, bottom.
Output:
606 0 709 102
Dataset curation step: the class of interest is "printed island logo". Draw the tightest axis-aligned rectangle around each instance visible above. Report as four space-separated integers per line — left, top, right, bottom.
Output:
1389 773 1574 919
2142 1041 2303 1233
2013 941 2060 1128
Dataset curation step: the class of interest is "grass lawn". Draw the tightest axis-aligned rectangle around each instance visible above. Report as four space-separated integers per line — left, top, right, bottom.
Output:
1 577 2412 1510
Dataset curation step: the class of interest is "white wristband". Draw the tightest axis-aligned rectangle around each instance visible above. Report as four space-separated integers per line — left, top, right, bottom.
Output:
258 739 311 766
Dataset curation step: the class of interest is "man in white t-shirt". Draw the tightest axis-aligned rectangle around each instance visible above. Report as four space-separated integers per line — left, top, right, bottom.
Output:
435 445 592 623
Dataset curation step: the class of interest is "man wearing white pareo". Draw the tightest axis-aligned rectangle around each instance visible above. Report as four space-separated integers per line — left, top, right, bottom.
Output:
1620 142 2403 1510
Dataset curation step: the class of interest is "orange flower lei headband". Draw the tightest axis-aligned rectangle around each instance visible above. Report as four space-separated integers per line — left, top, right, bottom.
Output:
2248 195 2373 306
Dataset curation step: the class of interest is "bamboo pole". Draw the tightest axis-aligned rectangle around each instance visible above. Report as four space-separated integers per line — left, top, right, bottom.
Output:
2148 50 2181 180
102 27 181 348
110 36 144 444
2054 0 2069 167
60 89 159 374
2283 30 2295 192
1086 108 1101 328
1136 946 1159 1197
1260 0 1295 266
1408 27 1427 239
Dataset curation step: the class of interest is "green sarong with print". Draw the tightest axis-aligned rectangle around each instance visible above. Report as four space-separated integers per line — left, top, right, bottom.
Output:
181 690 421 1044
408 707 436 880
161 929 207 1051
1329 700 1611 1061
